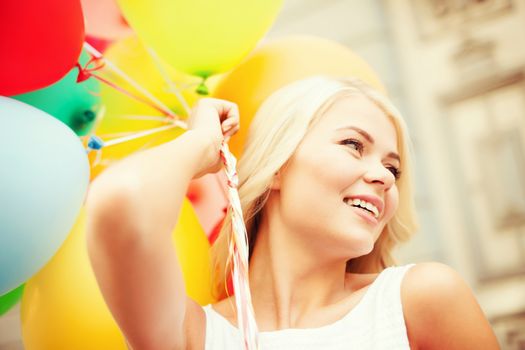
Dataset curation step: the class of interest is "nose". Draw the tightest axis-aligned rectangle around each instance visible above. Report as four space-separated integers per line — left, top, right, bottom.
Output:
363 161 396 191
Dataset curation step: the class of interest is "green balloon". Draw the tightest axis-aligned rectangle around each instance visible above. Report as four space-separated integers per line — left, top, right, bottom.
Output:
13 50 101 136
0 284 24 316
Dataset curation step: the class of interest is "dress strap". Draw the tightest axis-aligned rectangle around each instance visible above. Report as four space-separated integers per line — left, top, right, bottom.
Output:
366 264 416 348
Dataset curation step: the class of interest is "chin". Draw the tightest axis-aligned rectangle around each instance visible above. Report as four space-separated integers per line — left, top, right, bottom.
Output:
339 230 376 256
356 239 375 256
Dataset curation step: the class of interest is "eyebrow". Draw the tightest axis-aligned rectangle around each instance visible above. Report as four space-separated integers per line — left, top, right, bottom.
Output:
336 126 401 163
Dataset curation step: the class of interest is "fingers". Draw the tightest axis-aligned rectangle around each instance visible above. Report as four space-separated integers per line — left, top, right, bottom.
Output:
207 98 239 139
221 114 239 131
222 119 240 140
193 97 240 142
199 97 238 121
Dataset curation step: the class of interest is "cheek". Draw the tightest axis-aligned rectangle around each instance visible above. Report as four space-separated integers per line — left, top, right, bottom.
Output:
280 155 344 216
316 151 362 188
298 148 351 187
383 187 399 222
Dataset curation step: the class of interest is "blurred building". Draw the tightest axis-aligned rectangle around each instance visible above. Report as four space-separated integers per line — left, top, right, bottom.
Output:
385 1 525 348
1 0 524 349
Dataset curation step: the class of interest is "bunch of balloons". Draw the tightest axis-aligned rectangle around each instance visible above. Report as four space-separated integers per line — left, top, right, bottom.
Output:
1 0 387 348
1 0 100 302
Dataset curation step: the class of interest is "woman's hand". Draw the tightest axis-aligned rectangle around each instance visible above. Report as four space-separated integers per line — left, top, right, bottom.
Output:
187 97 240 178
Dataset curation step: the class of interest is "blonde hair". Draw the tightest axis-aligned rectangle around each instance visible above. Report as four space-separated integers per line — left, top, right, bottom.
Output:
211 76 418 300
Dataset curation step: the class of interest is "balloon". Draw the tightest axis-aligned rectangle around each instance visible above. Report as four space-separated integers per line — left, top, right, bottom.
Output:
187 173 228 238
0 97 89 295
0 284 24 316
100 36 202 121
90 36 218 179
116 0 283 78
13 50 101 136
21 201 213 349
213 36 386 158
173 199 215 304
81 0 133 40
208 209 227 245
0 0 84 95
21 210 127 350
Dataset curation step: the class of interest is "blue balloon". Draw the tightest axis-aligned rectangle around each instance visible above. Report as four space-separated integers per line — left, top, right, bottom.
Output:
0 97 89 295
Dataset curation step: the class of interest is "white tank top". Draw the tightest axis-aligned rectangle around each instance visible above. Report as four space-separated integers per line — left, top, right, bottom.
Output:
202 263 416 349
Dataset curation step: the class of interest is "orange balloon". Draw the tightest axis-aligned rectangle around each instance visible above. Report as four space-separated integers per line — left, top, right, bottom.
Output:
213 36 386 158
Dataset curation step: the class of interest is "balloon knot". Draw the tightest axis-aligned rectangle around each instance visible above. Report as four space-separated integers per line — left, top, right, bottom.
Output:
86 135 104 153
82 110 96 123
76 56 105 83
196 77 209 95
76 63 91 83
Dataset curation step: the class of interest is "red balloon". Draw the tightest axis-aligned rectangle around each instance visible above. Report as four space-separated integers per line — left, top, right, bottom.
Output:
187 173 229 238
0 0 85 96
207 208 227 246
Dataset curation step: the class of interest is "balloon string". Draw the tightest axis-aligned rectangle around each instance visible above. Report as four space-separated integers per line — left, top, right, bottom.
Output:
85 121 187 167
82 41 177 119
119 115 175 122
93 114 176 139
76 56 105 82
90 73 176 118
220 142 259 350
75 55 176 118
104 122 185 147
147 47 192 116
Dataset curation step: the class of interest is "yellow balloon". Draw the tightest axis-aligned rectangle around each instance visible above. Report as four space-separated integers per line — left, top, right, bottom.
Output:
116 0 283 77
173 199 215 304
21 199 213 349
100 35 201 123
213 36 387 158
21 209 127 350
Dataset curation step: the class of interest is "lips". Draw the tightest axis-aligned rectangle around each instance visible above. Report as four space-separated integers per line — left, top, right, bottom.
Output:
345 198 379 218
346 203 379 225
343 194 384 220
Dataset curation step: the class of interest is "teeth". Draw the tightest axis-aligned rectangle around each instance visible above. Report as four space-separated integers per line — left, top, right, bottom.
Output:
346 198 379 218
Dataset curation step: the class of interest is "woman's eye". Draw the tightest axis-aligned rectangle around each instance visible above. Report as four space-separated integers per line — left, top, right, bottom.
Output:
386 166 402 180
341 139 364 153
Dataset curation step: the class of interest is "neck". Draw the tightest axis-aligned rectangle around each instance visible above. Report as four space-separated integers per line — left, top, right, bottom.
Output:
248 201 349 331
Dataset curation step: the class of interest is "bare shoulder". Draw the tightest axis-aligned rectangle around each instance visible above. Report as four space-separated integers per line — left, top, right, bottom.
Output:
401 262 500 350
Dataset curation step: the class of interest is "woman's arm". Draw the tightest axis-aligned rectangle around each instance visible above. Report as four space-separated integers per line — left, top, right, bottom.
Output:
86 98 239 350
402 262 501 350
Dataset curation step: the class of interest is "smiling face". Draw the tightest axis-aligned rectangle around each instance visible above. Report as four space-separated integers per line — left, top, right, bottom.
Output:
270 94 400 260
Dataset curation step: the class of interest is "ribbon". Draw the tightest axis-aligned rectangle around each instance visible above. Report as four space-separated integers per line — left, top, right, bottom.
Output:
220 142 259 350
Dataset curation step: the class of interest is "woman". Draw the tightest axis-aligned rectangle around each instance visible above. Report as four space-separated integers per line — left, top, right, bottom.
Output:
86 76 500 349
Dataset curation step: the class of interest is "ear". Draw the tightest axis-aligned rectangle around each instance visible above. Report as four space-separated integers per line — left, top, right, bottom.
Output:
269 170 282 191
